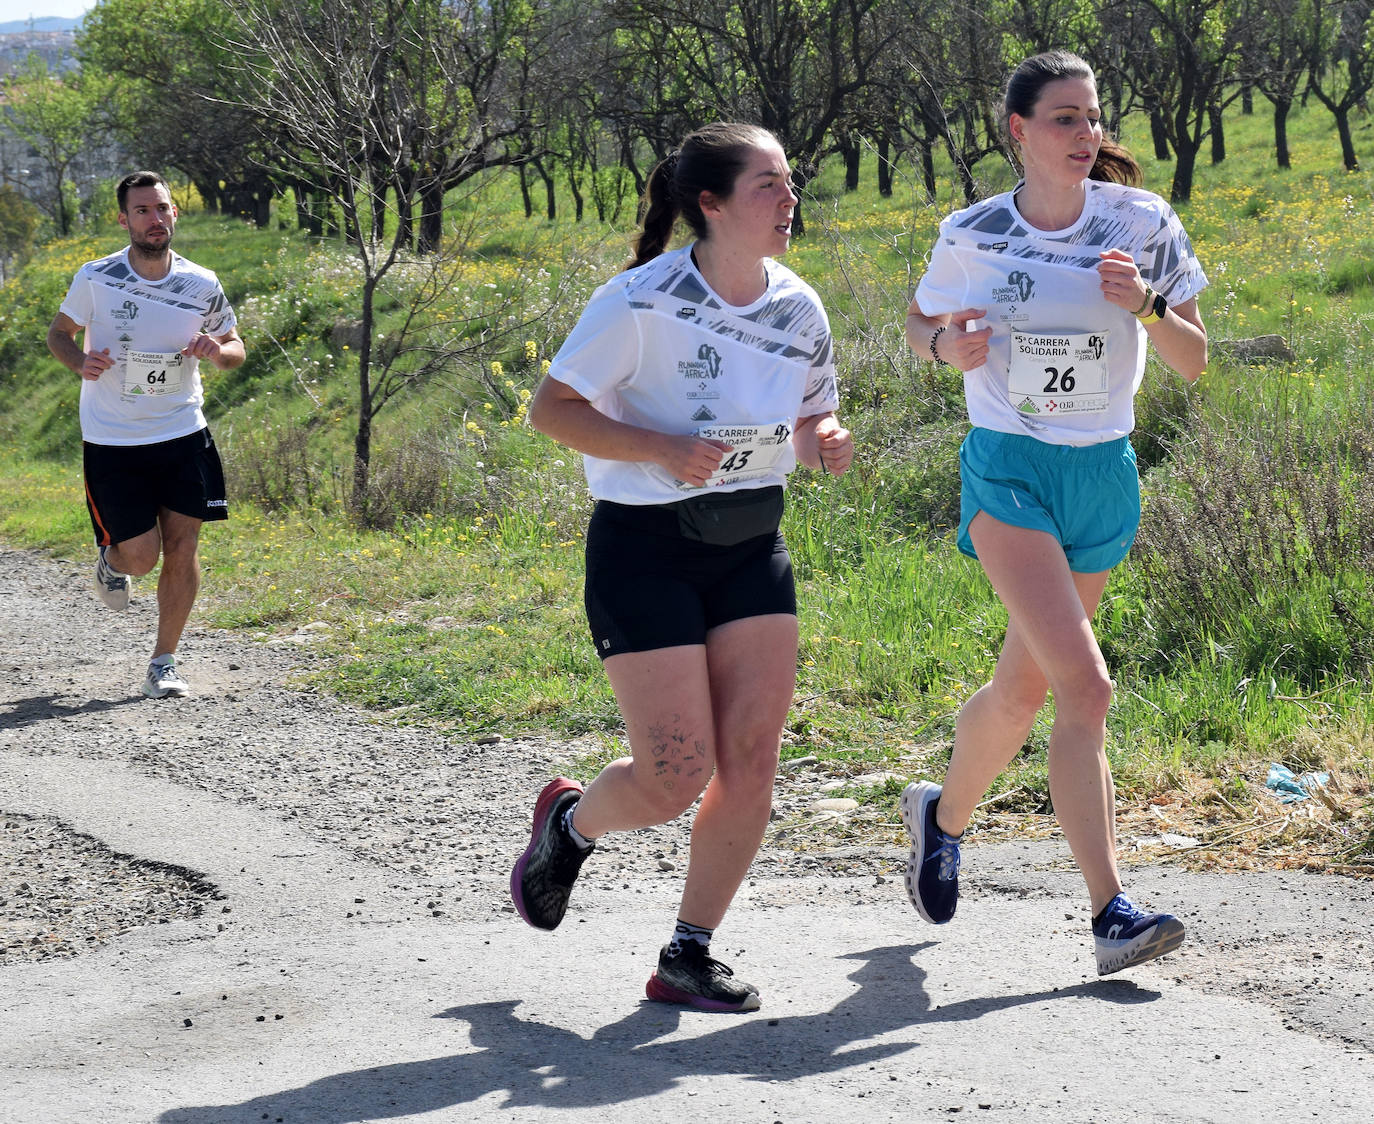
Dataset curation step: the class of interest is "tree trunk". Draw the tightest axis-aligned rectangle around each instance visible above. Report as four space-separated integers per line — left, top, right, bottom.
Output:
877 137 892 198
568 169 584 222
351 281 376 520
1273 98 1292 170
418 178 444 254
920 144 935 199
1335 107 1360 171
841 139 860 191
518 165 533 219
1209 104 1226 164
541 168 556 221
1170 135 1198 203
1150 108 1171 161
1242 85 1253 115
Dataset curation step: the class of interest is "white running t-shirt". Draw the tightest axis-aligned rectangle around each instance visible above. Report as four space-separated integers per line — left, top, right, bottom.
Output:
548 244 840 505
914 180 1207 445
60 248 238 446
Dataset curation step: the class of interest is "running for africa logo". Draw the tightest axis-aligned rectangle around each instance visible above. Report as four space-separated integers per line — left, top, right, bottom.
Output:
992 270 1036 304
679 343 724 381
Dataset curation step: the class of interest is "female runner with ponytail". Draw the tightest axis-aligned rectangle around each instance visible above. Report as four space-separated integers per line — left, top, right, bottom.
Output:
510 122 853 1011
901 51 1207 976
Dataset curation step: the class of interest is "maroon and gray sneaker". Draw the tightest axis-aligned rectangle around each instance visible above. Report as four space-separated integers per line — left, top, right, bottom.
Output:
510 776 592 930
645 942 761 1012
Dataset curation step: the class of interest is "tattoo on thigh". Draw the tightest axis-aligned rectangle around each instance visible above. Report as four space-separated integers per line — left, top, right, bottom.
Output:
647 715 702 786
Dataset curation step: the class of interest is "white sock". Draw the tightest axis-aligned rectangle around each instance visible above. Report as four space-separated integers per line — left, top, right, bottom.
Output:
667 920 713 956
561 804 593 851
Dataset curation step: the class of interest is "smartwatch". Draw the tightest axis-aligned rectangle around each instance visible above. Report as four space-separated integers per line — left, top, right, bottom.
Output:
1136 290 1168 325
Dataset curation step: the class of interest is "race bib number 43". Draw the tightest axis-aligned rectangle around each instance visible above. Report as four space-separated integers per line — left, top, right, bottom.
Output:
123 350 185 397
655 421 794 491
1008 330 1110 417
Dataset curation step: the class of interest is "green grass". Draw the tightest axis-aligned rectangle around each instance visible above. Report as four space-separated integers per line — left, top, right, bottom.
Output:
2 98 1372 860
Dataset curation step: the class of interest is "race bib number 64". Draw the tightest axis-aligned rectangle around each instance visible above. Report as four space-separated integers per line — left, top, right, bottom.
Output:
123 350 185 398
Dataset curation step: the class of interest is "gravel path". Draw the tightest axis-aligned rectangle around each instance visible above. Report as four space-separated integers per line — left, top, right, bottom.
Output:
4 544 1374 1123
0 545 896 967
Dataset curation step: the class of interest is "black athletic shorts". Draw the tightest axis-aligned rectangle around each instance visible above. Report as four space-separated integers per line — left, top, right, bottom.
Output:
584 492 796 660
83 427 228 547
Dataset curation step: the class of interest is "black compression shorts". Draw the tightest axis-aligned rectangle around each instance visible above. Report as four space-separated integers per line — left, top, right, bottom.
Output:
584 495 796 659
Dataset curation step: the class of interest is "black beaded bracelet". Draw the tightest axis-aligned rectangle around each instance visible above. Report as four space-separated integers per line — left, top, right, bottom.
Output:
929 325 948 364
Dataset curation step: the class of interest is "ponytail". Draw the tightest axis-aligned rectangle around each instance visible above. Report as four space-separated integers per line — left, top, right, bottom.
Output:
1089 136 1142 187
626 152 680 269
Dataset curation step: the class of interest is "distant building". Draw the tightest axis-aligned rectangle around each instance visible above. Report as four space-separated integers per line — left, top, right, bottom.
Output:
0 25 79 77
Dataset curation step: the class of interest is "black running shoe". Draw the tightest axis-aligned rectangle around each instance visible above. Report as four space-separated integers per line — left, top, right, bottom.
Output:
645 943 761 1012
510 777 592 930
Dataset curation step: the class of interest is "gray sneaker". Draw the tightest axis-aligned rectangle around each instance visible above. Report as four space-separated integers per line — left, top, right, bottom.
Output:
143 660 190 699
94 546 131 610
646 942 761 1012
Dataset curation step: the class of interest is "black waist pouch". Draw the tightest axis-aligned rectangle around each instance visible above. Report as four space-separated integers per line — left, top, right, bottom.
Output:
673 486 784 546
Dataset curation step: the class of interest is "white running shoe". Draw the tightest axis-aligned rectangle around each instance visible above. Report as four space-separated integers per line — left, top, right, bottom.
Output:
143 660 190 699
93 546 131 610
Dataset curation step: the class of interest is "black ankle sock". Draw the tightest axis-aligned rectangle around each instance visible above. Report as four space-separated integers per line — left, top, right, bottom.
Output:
560 804 593 852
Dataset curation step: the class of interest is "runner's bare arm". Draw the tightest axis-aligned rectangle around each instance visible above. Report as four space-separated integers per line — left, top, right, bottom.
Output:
528 373 728 488
1097 249 1206 382
905 299 991 372
46 312 112 381
183 326 246 370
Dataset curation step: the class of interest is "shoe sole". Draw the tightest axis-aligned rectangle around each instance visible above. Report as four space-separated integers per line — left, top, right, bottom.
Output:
899 780 951 924
142 683 189 699
645 971 761 1012
509 776 583 929
1096 916 1187 976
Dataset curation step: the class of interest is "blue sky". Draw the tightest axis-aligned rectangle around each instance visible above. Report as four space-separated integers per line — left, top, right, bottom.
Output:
0 3 89 23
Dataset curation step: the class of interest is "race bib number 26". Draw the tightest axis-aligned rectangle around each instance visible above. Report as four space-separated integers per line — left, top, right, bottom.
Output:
1008 330 1110 417
123 350 185 398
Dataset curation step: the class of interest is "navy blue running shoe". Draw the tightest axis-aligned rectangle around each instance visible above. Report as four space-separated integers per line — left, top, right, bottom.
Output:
899 780 961 924
1093 893 1186 975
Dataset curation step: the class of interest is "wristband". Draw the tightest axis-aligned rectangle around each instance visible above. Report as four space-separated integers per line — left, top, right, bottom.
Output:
929 325 948 365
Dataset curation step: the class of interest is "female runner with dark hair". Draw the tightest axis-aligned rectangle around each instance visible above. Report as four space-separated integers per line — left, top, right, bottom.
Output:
902 51 1207 976
511 122 853 1011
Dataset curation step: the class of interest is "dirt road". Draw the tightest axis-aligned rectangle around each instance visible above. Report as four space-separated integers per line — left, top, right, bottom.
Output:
2 545 1371 1122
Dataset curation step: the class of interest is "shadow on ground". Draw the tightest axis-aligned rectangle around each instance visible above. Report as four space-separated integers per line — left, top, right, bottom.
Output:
1 693 143 731
159 943 1158 1122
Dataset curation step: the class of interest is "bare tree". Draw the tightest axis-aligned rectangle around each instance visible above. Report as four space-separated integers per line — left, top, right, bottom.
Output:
1237 0 1314 169
607 0 900 221
1103 0 1249 202
214 0 554 516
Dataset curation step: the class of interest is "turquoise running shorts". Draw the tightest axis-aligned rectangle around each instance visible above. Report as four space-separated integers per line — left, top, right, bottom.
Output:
957 427 1140 574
